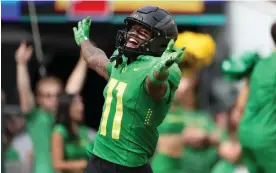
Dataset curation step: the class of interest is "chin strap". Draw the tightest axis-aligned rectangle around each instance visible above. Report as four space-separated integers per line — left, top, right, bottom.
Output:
110 50 124 68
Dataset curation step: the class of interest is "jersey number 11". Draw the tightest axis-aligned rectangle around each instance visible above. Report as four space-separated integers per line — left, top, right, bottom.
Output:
100 78 127 140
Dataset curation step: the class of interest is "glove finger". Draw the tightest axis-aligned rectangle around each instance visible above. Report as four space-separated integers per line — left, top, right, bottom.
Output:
89 18 92 26
82 19 85 27
82 17 89 26
78 21 82 29
165 39 175 52
165 56 175 66
175 48 185 63
73 27 78 34
85 16 91 26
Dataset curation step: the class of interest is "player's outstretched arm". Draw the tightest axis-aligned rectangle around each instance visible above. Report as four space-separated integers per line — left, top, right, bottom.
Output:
73 17 110 80
146 40 185 101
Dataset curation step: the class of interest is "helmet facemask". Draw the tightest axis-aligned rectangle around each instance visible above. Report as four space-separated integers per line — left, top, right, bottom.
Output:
113 6 178 64
116 21 172 58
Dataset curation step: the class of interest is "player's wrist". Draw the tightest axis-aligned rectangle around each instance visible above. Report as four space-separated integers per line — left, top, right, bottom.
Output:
158 66 169 74
79 37 90 46
83 36 89 41
154 63 169 73
149 70 168 85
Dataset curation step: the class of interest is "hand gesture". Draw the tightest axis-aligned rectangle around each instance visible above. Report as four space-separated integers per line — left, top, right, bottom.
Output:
15 42 33 64
73 17 91 46
154 39 185 74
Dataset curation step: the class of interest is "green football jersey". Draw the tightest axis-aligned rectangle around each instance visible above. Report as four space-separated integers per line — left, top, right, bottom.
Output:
239 52 276 148
93 51 181 167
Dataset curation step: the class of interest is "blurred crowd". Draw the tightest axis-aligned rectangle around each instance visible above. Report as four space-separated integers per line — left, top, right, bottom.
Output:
2 42 97 173
2 39 248 173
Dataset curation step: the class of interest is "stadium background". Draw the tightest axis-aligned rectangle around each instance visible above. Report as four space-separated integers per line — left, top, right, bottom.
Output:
1 1 276 173
2 0 230 129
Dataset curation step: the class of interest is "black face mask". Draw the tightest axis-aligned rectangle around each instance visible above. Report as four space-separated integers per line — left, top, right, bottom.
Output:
116 30 147 58
112 29 147 67
116 29 171 57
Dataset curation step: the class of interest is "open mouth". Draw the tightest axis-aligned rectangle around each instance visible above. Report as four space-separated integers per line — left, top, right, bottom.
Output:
126 37 139 48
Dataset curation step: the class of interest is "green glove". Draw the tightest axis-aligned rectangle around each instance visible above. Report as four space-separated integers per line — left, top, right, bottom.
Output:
153 39 185 74
73 17 91 46
222 52 260 80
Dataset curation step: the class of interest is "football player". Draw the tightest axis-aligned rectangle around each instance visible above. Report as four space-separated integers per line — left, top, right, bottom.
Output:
73 6 185 173
222 21 276 173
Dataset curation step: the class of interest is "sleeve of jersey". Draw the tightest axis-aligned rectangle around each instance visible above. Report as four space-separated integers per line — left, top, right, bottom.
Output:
53 124 68 139
164 63 182 99
222 52 260 80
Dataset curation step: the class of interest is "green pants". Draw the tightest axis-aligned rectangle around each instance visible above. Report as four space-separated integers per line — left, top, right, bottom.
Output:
151 152 184 173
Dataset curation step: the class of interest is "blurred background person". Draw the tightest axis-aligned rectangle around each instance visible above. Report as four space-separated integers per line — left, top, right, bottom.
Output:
151 31 226 173
51 93 92 173
11 122 33 173
3 116 21 173
15 40 88 173
211 81 250 173
237 22 276 173
221 21 276 173
2 112 27 173
2 90 33 173
151 76 189 173
175 32 227 173
16 41 63 173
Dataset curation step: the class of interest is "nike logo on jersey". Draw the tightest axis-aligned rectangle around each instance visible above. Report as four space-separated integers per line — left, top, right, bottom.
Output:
133 68 140 71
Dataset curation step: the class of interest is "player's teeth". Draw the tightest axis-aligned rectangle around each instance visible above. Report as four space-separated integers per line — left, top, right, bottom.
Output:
130 38 138 44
